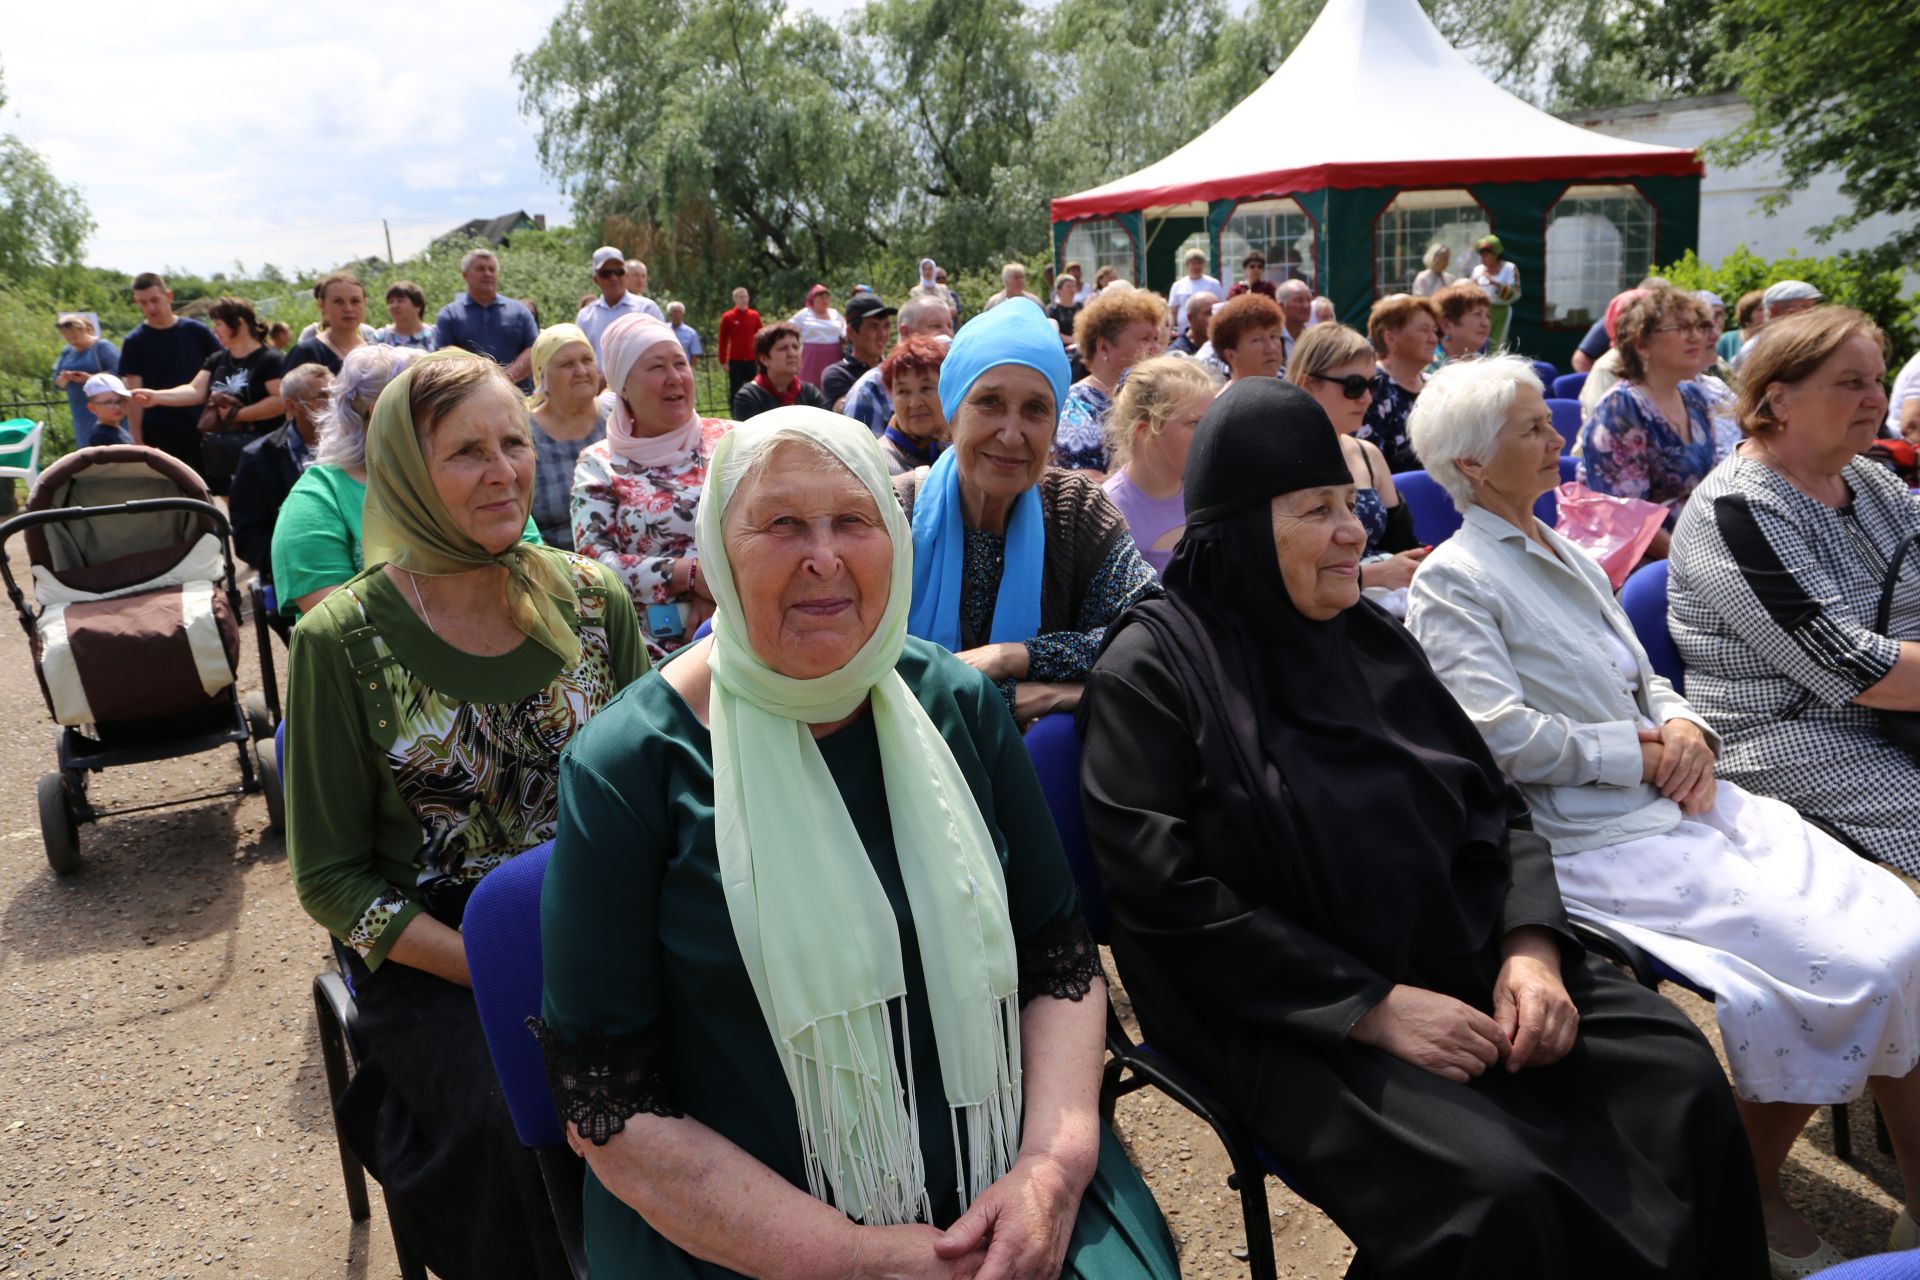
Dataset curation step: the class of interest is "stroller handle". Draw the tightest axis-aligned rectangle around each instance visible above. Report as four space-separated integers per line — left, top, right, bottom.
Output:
0 497 239 638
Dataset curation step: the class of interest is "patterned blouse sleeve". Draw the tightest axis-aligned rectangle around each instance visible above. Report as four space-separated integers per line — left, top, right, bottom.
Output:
1024 538 1160 684
570 447 678 605
1049 389 1108 472
1578 389 1651 502
1701 487 1902 706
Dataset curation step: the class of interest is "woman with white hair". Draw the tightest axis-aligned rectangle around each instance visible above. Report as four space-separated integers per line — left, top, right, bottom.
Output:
1404 354 1920 1275
1411 243 1455 297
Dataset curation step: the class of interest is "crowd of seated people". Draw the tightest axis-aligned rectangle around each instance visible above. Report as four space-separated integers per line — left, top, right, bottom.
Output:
117 244 1920 1280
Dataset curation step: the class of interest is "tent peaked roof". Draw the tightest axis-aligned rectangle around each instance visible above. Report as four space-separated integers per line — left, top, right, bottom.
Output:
1049 0 1702 223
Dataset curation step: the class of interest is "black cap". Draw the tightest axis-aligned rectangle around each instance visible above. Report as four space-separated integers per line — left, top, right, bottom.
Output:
846 295 897 324
1184 379 1351 524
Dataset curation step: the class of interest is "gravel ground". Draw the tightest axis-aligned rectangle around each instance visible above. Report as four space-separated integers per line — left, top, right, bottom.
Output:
0 537 1910 1278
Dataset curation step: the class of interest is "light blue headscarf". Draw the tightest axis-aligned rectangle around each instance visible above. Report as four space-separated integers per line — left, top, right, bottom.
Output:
906 299 1072 651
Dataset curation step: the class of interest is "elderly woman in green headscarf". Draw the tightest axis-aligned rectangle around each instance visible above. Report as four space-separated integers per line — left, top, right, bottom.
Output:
283 349 647 1280
534 406 1178 1280
525 322 608 550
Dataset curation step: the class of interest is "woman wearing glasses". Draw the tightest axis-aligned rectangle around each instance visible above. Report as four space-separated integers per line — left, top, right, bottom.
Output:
1577 287 1723 561
1288 324 1430 595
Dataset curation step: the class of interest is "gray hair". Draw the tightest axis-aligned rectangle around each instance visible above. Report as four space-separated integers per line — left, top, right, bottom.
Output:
317 345 420 470
460 248 498 273
1001 262 1027 284
666 300 686 320
280 362 333 409
1407 354 1541 513
1422 242 1451 270
897 294 950 336
1278 278 1313 302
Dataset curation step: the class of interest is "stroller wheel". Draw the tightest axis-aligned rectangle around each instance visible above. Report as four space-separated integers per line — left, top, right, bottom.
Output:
37 773 79 876
254 741 285 833
243 691 275 742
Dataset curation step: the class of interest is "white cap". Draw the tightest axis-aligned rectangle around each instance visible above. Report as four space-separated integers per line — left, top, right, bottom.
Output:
83 373 130 399
1764 279 1823 307
591 246 625 270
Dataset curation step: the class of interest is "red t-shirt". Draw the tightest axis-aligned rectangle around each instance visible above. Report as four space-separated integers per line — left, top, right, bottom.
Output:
718 307 762 362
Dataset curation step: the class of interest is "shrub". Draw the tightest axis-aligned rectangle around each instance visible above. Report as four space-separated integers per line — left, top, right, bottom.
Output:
1658 246 1919 365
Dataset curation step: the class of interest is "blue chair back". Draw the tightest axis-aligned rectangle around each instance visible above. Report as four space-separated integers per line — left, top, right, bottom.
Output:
1551 371 1588 400
1022 712 1112 945
1529 360 1557 390
1620 560 1682 694
1393 470 1465 546
1806 1253 1920 1278
275 719 285 776
1546 398 1582 454
464 840 565 1149
691 617 713 642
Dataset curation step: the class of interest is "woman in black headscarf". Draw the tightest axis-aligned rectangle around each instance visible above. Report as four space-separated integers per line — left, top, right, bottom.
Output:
1078 377 1766 1278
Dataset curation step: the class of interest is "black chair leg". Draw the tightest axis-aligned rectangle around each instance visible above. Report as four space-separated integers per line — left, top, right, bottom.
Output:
312 973 371 1221
1876 1099 1894 1156
1833 1102 1854 1163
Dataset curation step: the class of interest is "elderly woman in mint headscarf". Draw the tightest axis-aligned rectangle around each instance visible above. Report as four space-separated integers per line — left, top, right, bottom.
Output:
535 407 1178 1280
896 298 1158 725
283 349 647 1280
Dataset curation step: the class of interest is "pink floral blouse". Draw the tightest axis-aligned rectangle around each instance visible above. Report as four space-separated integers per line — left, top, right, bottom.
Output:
569 417 732 659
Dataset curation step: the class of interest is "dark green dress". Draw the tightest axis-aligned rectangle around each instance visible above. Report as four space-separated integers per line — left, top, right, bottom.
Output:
538 637 1178 1279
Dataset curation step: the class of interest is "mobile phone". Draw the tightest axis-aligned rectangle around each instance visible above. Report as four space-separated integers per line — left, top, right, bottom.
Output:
645 603 686 641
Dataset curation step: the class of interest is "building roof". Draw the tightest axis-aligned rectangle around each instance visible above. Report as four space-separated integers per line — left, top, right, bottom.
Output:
1050 0 1703 223
443 211 540 246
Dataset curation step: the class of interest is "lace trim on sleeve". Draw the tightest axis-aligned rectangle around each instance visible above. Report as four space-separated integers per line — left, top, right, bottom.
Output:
527 1018 682 1145
1017 902 1101 1007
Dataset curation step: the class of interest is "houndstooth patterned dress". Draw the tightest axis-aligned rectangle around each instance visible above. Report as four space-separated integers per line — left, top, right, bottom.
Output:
1669 453 1920 875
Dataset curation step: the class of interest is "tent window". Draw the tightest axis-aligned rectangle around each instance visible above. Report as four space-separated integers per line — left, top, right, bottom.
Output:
1545 185 1656 329
1221 200 1316 289
1059 220 1137 286
1374 190 1488 298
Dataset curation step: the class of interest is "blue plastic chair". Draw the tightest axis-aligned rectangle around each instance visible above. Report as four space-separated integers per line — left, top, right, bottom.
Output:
1531 456 1579 532
691 616 713 642
1552 371 1588 400
1394 470 1465 546
1619 561 1682 693
1024 712 1283 1279
1546 398 1582 455
464 841 590 1279
1529 360 1557 391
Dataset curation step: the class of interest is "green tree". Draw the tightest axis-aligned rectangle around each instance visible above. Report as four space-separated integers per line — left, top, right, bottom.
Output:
1711 0 1920 269
1658 246 1919 362
515 0 903 311
0 71 93 282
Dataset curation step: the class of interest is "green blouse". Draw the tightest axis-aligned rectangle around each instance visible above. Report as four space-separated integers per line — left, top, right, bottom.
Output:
283 549 646 966
539 639 1173 1280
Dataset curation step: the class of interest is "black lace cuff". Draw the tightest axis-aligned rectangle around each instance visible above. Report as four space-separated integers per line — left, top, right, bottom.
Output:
1017 902 1101 1006
527 1017 683 1145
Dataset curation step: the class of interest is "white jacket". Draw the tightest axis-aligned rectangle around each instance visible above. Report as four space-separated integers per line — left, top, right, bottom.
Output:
1405 505 1718 854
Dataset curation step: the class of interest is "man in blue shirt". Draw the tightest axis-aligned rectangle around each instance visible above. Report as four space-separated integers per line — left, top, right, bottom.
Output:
433 250 539 390
666 301 703 364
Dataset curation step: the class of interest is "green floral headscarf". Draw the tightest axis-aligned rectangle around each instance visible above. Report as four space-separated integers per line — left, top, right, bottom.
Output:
362 351 583 666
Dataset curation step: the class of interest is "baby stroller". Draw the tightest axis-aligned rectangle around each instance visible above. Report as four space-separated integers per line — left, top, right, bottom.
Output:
0 445 280 875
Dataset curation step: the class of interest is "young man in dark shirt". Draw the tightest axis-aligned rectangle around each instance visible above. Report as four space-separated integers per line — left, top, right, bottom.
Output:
117 272 221 470
821 295 896 411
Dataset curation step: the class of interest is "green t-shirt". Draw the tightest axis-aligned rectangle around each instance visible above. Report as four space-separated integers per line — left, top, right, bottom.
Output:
283 549 647 967
270 463 542 615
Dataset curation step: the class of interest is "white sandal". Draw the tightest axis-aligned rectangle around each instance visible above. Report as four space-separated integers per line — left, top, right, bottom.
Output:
1768 1239 1847 1278
1890 1208 1920 1252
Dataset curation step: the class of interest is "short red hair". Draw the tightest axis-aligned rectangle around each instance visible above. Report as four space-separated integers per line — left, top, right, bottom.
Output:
880 336 946 392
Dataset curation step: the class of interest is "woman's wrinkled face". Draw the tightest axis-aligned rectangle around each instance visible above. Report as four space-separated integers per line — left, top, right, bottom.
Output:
724 444 893 680
1637 306 1710 379
1224 325 1283 380
621 340 695 435
423 381 535 555
890 369 945 443
1772 334 1890 465
547 341 599 403
951 365 1055 500
1101 320 1162 375
324 283 366 333
1444 305 1491 355
1301 355 1375 436
1389 314 1440 365
764 334 803 385
1461 383 1562 507
1270 485 1366 621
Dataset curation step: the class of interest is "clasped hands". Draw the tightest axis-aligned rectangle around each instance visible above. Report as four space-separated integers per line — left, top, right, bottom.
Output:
1638 716 1716 816
849 1150 1086 1280
1351 926 1578 1083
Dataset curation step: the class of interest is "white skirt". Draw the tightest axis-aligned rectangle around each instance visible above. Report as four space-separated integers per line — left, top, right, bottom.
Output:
1554 782 1920 1104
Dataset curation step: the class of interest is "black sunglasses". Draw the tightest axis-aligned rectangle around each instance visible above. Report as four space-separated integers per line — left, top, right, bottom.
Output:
595 265 625 278
1310 372 1373 400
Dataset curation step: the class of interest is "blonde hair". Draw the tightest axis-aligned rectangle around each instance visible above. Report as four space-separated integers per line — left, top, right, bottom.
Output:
1106 356 1217 470
1285 324 1374 388
1736 307 1888 439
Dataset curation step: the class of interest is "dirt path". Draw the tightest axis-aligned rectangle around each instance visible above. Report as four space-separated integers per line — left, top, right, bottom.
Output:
0 539 1909 1277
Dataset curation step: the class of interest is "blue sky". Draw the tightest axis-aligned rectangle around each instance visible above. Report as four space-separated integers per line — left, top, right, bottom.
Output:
3 0 855 276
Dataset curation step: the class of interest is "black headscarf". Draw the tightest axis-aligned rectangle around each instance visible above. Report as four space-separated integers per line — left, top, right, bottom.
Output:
1105 379 1521 979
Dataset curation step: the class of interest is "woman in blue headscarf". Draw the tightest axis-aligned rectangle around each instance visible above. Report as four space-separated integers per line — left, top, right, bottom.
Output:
897 299 1160 725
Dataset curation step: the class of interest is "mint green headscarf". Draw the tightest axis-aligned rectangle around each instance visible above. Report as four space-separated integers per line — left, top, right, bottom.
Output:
695 406 1021 1225
362 350 583 666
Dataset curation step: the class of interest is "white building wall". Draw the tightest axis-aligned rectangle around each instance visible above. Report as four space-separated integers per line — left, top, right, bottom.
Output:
1564 94 1917 270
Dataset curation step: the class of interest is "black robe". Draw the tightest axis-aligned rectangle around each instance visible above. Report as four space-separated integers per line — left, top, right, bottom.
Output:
1079 618 1767 1279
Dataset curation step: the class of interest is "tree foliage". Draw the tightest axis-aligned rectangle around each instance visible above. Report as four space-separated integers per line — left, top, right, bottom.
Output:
1658 246 1918 363
0 72 93 283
